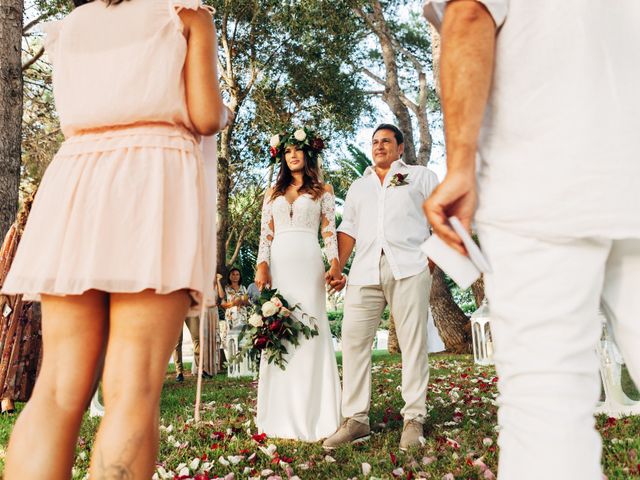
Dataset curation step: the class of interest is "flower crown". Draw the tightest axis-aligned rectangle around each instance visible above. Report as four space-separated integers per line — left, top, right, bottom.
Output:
269 127 326 164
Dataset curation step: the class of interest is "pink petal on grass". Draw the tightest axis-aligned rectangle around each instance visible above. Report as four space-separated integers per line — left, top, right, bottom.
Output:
362 463 372 476
484 469 496 479
483 437 493 447
446 438 460 449
473 459 488 472
442 474 455 480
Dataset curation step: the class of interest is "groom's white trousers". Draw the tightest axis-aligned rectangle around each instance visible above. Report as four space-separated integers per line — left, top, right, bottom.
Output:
479 225 640 480
341 254 431 425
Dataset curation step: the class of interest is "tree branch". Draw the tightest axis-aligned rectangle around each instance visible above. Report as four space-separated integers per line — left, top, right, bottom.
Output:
226 223 250 267
23 14 48 34
22 46 45 71
362 67 386 87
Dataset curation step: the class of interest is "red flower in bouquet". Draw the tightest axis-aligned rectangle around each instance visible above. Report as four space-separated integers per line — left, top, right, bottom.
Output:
254 335 268 349
270 146 278 158
268 319 282 332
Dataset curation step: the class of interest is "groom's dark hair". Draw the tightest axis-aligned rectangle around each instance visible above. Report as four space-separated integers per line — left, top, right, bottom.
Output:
373 124 404 146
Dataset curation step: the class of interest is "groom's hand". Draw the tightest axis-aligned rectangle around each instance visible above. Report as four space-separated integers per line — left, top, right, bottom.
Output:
328 274 347 294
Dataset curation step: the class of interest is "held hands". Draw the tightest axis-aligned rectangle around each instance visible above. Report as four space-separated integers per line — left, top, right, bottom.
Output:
254 263 271 291
325 264 347 294
423 169 477 256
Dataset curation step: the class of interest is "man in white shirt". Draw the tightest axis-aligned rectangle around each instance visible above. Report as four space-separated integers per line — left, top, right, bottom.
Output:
423 1 640 479
323 124 439 451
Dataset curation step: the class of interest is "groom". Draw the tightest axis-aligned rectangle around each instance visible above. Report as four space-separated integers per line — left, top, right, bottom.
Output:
324 124 439 450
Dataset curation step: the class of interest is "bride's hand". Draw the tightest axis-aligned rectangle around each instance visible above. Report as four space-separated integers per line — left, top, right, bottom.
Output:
325 264 342 285
255 263 272 291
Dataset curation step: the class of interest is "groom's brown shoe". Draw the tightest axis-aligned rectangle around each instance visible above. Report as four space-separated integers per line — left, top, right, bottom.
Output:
399 419 424 451
322 418 370 449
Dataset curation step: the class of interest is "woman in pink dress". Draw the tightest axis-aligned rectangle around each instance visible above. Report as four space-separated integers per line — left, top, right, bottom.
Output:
1 0 230 477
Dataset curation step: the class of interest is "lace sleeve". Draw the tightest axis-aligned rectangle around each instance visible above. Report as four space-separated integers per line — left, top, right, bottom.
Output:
257 192 274 265
320 191 339 263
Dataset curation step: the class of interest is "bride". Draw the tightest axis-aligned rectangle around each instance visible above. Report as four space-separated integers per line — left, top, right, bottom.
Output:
254 127 342 441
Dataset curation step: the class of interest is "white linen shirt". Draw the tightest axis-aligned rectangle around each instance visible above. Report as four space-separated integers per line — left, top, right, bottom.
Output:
338 160 439 286
424 0 640 239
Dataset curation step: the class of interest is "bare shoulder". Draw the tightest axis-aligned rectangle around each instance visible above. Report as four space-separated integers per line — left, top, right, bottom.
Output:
322 184 335 194
178 6 214 37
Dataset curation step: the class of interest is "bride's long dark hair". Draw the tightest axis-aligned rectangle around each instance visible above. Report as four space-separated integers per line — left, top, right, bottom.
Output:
270 148 324 202
73 0 127 6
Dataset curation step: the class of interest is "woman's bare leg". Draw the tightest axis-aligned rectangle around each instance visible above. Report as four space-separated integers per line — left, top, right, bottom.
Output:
89 289 190 479
4 290 108 479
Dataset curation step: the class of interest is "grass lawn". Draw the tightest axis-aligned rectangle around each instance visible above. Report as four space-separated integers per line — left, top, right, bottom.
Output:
0 353 639 479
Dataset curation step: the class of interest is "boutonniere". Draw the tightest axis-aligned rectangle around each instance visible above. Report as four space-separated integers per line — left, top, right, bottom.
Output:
388 172 409 187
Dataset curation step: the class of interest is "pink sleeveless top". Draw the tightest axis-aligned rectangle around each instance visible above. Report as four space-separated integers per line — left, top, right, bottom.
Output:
42 0 213 138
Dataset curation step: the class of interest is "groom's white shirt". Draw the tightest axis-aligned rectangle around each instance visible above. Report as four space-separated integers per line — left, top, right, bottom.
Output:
338 159 439 286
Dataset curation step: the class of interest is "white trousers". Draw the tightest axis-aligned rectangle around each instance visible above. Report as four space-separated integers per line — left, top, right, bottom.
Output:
479 225 640 480
341 255 431 425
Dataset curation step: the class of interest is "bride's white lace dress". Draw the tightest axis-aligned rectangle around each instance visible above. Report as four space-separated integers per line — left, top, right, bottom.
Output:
255 190 342 441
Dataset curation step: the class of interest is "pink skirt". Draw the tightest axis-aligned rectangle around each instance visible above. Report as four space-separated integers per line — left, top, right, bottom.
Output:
2 124 215 305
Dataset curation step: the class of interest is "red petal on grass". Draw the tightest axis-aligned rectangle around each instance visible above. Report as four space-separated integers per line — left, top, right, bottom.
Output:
252 433 268 443
390 452 398 465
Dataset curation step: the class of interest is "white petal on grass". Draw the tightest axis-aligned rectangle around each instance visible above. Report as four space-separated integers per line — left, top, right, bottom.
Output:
259 444 278 457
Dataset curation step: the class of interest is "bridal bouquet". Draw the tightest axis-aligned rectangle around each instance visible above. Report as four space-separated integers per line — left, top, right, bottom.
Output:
234 288 319 370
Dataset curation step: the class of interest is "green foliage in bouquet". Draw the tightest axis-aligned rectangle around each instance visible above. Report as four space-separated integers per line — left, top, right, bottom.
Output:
234 288 319 370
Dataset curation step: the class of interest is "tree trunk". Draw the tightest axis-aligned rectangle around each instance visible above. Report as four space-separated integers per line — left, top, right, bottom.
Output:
429 267 472 353
217 130 231 277
387 314 400 354
0 0 23 241
429 25 441 98
471 275 485 308
369 0 418 166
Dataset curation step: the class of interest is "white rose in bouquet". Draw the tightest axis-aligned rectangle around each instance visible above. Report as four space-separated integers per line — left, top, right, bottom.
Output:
249 313 264 328
261 301 279 317
293 129 307 142
269 134 281 148
271 297 283 308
